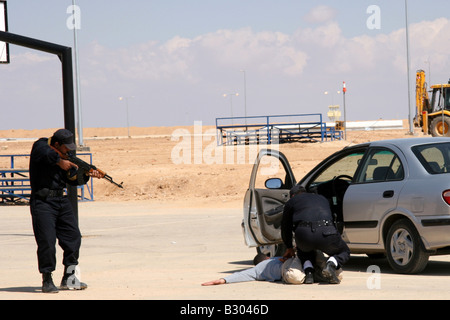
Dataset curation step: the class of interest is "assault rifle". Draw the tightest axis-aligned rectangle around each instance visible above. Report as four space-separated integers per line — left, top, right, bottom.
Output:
67 152 124 189
51 145 123 188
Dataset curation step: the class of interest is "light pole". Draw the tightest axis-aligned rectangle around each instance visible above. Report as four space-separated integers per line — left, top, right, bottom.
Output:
425 57 431 85
223 92 239 120
119 96 134 138
70 0 85 149
240 70 247 124
324 90 341 105
343 81 347 140
405 0 414 134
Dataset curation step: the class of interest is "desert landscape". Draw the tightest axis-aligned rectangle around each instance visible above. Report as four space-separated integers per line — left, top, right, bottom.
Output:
0 120 420 206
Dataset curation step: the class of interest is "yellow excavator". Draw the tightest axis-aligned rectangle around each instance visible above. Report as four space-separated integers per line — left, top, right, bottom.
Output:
414 70 450 136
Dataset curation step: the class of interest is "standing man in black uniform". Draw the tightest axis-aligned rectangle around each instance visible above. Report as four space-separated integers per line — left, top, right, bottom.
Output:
29 129 100 293
281 185 350 284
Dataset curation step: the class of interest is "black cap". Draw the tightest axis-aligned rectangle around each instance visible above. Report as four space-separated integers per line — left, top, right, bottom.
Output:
52 129 76 151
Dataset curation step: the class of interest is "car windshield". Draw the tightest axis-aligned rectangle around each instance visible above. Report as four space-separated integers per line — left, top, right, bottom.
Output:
412 142 450 174
309 150 365 185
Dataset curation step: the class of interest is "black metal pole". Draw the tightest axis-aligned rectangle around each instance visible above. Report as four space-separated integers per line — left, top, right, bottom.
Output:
60 46 79 223
0 30 79 222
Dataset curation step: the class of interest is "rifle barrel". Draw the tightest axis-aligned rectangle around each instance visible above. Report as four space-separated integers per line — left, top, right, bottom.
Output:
69 154 123 188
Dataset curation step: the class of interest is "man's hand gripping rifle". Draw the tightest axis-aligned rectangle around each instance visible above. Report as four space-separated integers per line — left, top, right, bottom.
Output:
50 144 123 188
67 152 123 188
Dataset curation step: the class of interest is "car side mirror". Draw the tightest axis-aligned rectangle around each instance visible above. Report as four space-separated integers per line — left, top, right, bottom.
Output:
265 178 283 189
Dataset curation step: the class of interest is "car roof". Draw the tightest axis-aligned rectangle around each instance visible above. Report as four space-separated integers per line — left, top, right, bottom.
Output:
357 137 450 149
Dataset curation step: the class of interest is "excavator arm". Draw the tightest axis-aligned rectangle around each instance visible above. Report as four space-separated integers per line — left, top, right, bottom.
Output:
414 70 430 132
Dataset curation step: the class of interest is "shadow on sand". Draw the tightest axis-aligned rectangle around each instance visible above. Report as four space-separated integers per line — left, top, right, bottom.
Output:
338 255 450 276
224 254 450 276
0 286 41 293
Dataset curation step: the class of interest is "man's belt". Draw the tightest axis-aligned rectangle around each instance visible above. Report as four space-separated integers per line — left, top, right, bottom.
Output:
35 188 64 199
295 220 334 228
48 189 64 197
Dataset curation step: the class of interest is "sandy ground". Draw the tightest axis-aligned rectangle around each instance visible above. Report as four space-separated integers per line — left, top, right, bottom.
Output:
3 121 449 303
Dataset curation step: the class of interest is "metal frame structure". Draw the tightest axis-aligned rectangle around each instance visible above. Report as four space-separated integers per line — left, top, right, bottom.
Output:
0 1 9 63
216 114 342 146
0 30 78 219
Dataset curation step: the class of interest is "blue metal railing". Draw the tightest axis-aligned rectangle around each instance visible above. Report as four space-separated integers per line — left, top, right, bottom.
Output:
0 153 94 203
216 113 340 145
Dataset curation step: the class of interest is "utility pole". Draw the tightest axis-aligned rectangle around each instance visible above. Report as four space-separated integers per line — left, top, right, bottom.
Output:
405 0 414 135
343 81 347 140
70 0 88 149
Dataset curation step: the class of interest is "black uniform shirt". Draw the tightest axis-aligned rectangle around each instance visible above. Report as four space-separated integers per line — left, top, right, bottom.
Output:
29 138 88 193
281 192 333 248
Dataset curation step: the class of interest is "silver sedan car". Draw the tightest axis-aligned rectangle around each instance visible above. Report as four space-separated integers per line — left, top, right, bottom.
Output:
243 137 450 274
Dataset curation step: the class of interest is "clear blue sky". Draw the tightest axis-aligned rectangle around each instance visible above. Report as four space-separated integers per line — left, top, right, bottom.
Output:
1 0 450 130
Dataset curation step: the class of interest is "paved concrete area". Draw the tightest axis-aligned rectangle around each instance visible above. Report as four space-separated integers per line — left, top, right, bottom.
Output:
1 201 450 300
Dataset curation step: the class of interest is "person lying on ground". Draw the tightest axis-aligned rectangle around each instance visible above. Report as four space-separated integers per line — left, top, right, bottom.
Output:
202 251 340 286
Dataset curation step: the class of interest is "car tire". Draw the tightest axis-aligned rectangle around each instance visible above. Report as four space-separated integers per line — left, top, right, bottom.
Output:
385 219 429 274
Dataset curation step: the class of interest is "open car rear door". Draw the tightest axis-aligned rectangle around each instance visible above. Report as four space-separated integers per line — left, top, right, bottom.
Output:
243 149 296 248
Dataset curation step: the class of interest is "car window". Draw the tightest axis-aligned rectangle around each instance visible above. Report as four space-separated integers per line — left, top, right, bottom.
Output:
357 148 404 183
254 154 294 189
309 151 365 185
412 142 450 174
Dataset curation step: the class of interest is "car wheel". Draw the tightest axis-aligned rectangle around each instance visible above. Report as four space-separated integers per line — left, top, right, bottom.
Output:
430 116 450 137
385 219 429 274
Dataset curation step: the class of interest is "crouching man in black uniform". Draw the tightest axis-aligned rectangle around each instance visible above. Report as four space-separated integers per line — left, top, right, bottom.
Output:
29 129 100 293
281 185 350 284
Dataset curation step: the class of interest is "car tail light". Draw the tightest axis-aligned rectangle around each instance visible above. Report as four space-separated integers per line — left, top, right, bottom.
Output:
443 190 450 205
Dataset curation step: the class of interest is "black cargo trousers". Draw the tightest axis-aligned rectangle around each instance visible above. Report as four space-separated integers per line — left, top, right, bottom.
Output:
294 222 350 268
30 195 81 274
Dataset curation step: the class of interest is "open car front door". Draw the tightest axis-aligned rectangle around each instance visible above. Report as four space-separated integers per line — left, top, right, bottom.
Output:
243 149 296 250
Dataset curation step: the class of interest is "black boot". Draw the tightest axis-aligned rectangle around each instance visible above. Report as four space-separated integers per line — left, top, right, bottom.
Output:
304 268 314 284
322 261 340 284
60 266 88 290
42 273 59 293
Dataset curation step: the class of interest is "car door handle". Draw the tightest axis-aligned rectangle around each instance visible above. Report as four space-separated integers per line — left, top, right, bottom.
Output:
383 190 394 198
